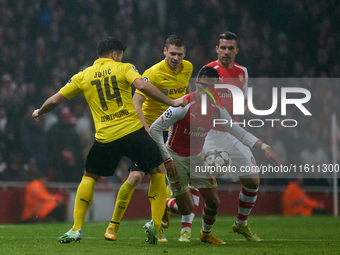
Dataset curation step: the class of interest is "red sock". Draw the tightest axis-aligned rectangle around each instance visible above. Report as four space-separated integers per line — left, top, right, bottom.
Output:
236 186 258 226
181 186 200 229
202 204 217 233
166 198 180 214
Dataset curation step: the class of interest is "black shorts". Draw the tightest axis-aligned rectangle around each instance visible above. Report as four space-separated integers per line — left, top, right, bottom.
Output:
129 131 168 172
85 128 163 176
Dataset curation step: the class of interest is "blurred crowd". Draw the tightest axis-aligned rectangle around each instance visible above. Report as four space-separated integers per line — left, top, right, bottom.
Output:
0 0 339 184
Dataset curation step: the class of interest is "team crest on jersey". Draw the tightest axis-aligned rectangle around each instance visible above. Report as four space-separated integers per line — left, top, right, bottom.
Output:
174 181 181 190
143 76 149 82
132 65 139 73
161 89 168 95
239 74 244 82
251 156 257 166
164 109 172 118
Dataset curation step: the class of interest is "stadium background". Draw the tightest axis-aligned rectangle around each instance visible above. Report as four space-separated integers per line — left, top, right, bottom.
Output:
0 0 339 223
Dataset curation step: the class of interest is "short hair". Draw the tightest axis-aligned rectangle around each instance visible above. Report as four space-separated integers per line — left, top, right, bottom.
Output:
165 35 186 49
218 31 238 46
97 37 127 57
197 66 219 79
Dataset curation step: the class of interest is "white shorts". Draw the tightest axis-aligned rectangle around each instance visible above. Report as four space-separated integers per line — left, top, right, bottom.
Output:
166 147 217 197
203 129 259 179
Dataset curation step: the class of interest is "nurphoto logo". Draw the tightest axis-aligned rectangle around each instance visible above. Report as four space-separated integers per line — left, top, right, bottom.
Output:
200 84 312 128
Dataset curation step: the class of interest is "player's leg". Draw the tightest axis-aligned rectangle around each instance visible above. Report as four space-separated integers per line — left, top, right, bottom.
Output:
161 185 172 229
198 187 225 245
147 165 168 230
60 138 121 243
233 173 261 241
166 190 195 215
126 128 167 244
204 130 261 241
105 169 144 241
225 135 261 241
164 148 194 215
141 163 169 245
237 174 259 226
179 185 200 242
59 170 99 243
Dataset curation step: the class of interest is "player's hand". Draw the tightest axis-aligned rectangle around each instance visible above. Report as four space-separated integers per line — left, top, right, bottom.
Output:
164 160 178 179
264 147 281 165
171 97 188 107
32 109 41 122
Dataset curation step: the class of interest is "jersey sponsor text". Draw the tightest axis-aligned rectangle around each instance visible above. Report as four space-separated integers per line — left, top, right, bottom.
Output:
101 109 129 122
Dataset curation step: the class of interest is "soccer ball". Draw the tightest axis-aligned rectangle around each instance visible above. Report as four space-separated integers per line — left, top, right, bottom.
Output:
203 149 231 177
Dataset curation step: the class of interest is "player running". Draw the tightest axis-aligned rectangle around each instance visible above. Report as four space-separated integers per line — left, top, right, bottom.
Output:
31 37 187 245
150 66 280 244
179 31 264 242
104 35 192 243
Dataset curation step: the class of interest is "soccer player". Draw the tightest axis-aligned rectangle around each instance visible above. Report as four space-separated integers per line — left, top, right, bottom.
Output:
149 66 280 244
31 37 188 245
180 31 263 242
105 35 192 242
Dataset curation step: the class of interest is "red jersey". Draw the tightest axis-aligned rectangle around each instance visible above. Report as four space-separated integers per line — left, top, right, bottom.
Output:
150 93 258 160
160 93 218 156
205 61 248 131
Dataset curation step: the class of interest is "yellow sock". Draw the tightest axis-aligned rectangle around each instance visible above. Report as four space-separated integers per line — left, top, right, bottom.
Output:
165 185 172 199
72 176 96 231
148 173 167 231
110 181 136 226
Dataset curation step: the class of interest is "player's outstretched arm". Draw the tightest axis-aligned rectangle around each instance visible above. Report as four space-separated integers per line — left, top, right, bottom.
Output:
132 78 188 107
218 107 281 165
32 92 67 122
149 115 178 179
150 106 187 178
253 141 281 165
133 93 150 134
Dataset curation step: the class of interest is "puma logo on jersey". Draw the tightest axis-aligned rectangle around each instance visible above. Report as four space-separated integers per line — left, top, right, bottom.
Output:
190 113 197 119
80 198 92 205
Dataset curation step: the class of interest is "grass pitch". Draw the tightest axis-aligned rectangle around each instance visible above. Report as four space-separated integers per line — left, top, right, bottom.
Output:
1 216 339 255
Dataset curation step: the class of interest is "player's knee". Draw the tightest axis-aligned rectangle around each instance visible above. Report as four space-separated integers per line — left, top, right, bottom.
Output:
207 196 220 209
127 171 144 186
179 201 195 215
242 177 260 189
248 177 260 189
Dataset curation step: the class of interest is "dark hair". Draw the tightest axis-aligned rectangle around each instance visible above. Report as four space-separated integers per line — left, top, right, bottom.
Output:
218 31 238 46
165 35 186 49
97 37 127 57
197 66 219 79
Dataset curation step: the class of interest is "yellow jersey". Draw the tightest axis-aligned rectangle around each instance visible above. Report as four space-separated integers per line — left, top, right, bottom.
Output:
59 58 143 143
135 59 193 126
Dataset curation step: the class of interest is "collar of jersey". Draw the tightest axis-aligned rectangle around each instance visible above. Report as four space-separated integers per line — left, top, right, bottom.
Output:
162 59 184 74
94 58 115 64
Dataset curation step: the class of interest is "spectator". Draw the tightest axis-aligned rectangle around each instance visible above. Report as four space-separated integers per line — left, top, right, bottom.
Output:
282 178 327 216
46 107 83 182
21 172 66 223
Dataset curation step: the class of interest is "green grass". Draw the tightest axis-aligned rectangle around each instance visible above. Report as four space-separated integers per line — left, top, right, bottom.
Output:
1 216 340 255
